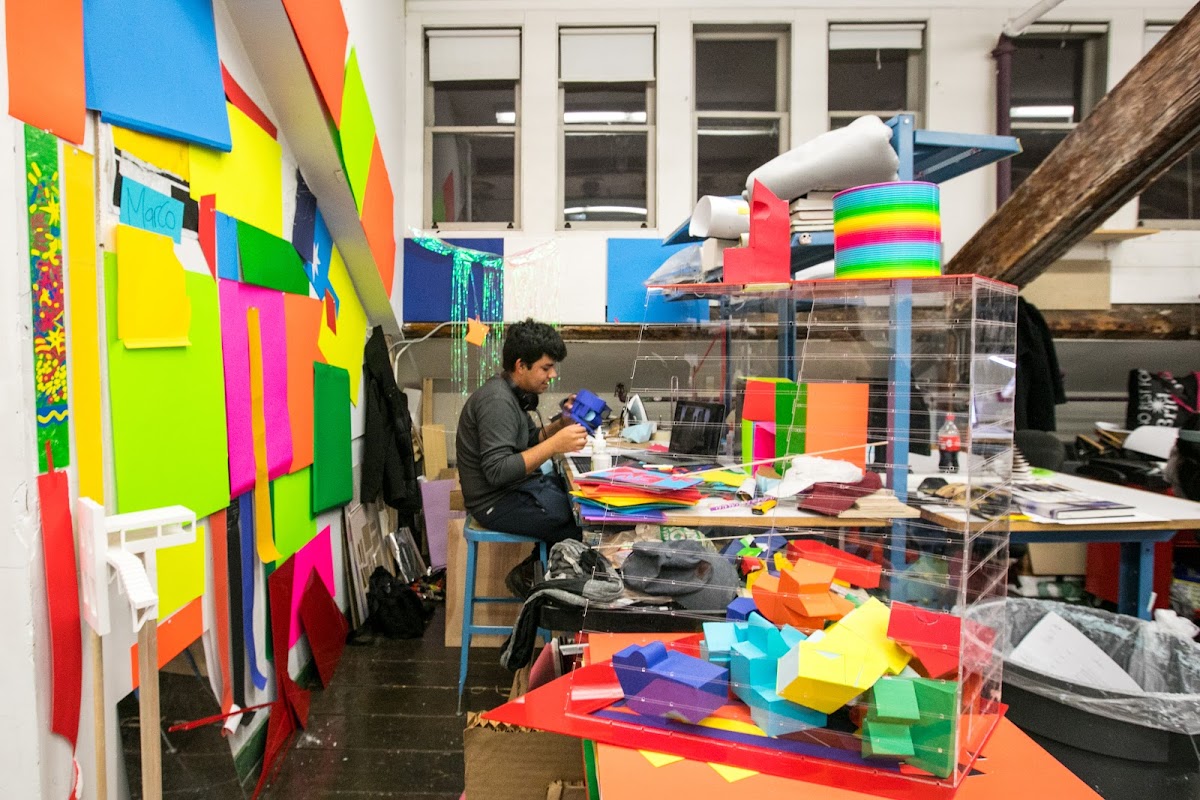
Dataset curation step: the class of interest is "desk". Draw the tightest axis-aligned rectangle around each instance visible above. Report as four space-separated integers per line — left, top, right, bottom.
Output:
920 472 1200 620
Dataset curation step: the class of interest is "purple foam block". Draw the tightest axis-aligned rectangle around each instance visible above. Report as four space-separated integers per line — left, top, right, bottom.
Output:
727 596 758 621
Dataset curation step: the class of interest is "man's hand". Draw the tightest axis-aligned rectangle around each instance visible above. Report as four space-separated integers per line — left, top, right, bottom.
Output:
548 423 588 454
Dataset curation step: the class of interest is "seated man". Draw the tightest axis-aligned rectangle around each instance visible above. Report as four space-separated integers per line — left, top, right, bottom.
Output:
456 319 588 545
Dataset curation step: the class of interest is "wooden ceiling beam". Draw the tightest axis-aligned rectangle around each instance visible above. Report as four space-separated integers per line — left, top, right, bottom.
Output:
945 5 1200 287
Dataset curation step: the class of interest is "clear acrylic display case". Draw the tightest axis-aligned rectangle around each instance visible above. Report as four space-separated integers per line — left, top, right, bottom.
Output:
562 275 1018 797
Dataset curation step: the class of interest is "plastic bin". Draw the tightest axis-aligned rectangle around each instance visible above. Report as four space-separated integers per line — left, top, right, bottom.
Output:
970 598 1200 799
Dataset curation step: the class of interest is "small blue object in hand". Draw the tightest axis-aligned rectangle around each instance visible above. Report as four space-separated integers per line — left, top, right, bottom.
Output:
566 389 610 434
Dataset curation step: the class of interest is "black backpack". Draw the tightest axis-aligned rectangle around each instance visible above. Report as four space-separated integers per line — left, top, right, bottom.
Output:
367 567 433 638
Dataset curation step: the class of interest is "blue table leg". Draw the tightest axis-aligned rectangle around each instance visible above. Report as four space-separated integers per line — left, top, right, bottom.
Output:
1118 537 1159 620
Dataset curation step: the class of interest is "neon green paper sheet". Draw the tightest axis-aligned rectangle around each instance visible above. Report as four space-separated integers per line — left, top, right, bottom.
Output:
340 48 376 212
105 254 230 518
237 219 309 295
272 466 316 562
312 362 353 514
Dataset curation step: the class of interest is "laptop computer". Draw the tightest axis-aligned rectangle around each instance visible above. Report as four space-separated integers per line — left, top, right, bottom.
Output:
633 399 727 467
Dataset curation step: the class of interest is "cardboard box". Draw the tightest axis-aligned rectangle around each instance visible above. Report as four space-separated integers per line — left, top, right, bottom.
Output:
546 781 588 800
445 517 529 647
422 423 448 478
463 714 585 800
436 467 465 511
1025 542 1088 576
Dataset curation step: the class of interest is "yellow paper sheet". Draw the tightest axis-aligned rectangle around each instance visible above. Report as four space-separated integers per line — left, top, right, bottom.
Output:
248 307 282 562
697 469 750 486
317 246 367 404
115 224 192 348
113 125 190 180
706 764 759 783
465 317 489 347
189 103 283 236
639 751 685 768
64 146 104 502
157 520 207 618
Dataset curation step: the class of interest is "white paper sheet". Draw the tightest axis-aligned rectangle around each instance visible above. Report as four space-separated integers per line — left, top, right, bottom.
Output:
1009 611 1143 694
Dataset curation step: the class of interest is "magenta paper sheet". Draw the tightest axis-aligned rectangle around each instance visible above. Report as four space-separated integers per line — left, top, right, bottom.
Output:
290 525 335 646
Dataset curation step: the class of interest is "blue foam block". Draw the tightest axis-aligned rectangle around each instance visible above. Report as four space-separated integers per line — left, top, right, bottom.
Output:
84 0 231 150
727 596 758 621
606 239 709 324
701 622 739 664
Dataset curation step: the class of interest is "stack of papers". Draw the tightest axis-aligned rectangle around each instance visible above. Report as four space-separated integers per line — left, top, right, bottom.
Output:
573 467 704 523
790 191 834 233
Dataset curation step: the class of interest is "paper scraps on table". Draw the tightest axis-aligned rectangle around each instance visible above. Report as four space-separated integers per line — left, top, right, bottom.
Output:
37 446 82 794
465 317 490 347
115 224 192 348
83 0 231 150
248 307 283 563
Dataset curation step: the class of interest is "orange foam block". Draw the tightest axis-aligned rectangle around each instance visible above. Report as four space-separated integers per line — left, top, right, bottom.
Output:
801 383 870 469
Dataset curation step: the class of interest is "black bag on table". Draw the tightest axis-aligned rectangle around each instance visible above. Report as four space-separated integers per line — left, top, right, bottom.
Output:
1126 370 1199 429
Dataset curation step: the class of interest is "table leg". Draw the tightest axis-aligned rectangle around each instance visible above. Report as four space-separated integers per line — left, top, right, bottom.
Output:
1118 537 1158 620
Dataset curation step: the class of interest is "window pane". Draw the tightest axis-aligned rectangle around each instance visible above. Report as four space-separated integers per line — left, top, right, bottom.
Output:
564 84 647 124
1010 129 1067 189
696 40 778 112
1140 149 1199 220
563 132 648 223
1011 39 1084 122
828 49 910 112
433 82 516 126
696 117 780 199
431 132 515 223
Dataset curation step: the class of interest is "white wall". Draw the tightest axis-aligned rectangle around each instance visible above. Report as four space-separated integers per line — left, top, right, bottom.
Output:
396 0 1197 316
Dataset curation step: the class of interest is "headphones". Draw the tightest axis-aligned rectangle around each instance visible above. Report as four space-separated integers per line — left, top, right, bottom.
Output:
504 371 539 412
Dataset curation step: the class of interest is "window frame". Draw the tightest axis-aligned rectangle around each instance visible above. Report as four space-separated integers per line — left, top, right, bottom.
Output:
556 34 658 231
1137 21 1199 226
423 31 523 230
1008 24 1108 192
692 28 790 205
826 22 927 131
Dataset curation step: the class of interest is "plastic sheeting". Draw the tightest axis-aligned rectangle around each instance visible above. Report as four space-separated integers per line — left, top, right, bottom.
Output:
970 598 1200 734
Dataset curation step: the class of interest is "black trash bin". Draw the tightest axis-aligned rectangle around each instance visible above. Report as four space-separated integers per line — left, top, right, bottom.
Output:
971 599 1200 799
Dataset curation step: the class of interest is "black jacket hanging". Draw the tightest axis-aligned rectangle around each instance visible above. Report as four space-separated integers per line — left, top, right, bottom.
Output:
1015 296 1067 432
361 326 421 517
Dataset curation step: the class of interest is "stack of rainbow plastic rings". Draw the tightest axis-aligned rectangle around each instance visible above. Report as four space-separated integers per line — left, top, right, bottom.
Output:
832 181 942 279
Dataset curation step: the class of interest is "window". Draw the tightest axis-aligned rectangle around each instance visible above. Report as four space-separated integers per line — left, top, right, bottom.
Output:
559 27 655 227
425 29 520 227
828 23 925 130
1008 24 1107 190
1138 22 1198 221
694 29 788 201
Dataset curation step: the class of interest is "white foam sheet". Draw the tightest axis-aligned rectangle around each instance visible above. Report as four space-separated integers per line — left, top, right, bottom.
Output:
745 115 899 201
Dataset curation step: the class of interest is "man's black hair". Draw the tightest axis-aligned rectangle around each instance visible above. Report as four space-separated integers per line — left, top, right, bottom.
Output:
502 318 567 372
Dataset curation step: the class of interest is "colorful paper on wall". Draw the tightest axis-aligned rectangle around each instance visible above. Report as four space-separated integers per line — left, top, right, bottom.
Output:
606 239 709 324
190 103 283 235
238 492 269 690
209 508 236 717
115 224 192 348
37 455 82 755
220 280 294 494
317 247 366 404
237 220 309 296
312 364 352 514
113 125 190 180
292 174 317 263
225 499 247 706
221 64 277 139
248 307 284 564
129 597 204 690
310 210 338 313
362 138 396 296
299 568 349 688
272 467 317 562
83 0 231 150
284 294 325 473
25 126 70 473
119 177 184 243
156 519 207 619
64 147 104 502
280 0 348 122
216 210 239 280
198 193 217 277
6 0 85 144
288 526 334 646
340 49 375 212
401 237 504 323
105 254 230 518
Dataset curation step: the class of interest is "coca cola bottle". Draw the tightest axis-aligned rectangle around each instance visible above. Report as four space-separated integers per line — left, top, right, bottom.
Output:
938 414 961 473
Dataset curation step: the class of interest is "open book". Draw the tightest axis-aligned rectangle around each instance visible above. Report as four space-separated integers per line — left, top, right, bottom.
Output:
1010 481 1136 521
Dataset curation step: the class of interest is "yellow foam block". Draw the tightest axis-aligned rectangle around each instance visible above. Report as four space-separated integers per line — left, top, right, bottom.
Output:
773 552 792 573
830 597 911 675
777 636 877 714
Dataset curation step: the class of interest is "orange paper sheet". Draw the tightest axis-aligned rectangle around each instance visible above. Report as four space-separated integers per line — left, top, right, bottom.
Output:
248 308 282 563
6 0 85 144
129 597 204 690
361 137 395 296
115 224 192 348
804 383 870 470
465 317 489 347
64 147 104 502
280 0 348 122
284 294 326 473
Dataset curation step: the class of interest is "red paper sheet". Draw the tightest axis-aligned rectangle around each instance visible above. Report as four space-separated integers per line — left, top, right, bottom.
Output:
6 0 85 143
37 452 82 759
280 0 348 122
199 194 217 278
298 568 349 687
209 509 235 719
221 65 277 139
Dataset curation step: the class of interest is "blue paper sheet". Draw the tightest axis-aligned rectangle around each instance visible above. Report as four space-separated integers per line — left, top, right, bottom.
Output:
83 0 232 151
292 174 317 263
238 491 269 691
215 211 239 280
119 177 184 243
402 237 504 323
309 210 338 313
606 239 708 324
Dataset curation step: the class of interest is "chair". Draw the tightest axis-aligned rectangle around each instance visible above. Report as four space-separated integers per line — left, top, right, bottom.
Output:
458 519 548 712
